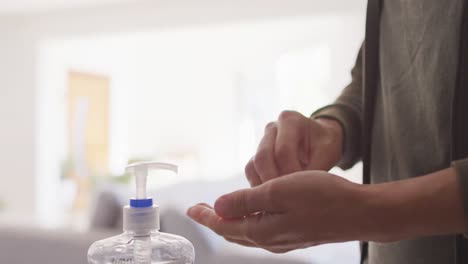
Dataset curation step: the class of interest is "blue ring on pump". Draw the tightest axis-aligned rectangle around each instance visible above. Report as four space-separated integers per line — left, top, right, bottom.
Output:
130 198 153 208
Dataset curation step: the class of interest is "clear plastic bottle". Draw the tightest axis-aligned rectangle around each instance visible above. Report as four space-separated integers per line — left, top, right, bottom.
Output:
88 162 195 264
88 231 194 264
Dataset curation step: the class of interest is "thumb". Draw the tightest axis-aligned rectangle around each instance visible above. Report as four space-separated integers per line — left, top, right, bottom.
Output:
214 184 274 219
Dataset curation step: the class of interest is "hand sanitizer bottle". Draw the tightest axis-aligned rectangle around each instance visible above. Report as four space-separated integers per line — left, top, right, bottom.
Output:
88 162 195 264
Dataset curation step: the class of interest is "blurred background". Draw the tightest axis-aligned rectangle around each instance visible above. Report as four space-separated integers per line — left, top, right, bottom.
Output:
0 0 366 263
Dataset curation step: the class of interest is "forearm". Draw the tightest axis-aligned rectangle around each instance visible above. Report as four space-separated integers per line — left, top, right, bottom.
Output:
356 167 465 242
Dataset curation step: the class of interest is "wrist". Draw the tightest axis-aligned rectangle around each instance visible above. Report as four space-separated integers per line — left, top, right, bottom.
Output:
315 118 343 140
356 168 465 242
336 183 385 242
352 183 406 242
314 118 344 163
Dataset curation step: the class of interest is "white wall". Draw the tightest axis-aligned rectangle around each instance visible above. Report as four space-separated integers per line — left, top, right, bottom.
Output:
0 0 366 225
0 20 37 222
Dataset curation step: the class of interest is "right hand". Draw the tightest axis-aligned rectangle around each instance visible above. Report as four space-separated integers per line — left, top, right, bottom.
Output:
245 110 344 187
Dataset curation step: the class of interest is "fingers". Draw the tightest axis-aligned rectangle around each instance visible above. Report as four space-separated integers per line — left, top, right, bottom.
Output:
275 111 304 174
225 233 300 254
245 157 262 187
187 203 279 244
213 184 275 219
224 237 257 248
253 122 280 183
187 203 249 240
250 111 306 186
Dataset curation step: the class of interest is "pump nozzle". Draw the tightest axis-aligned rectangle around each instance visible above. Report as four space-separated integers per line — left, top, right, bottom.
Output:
123 161 178 235
125 162 178 207
126 161 177 200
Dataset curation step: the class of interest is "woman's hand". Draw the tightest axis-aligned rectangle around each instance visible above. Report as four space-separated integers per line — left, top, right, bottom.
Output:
187 171 367 253
246 111 343 187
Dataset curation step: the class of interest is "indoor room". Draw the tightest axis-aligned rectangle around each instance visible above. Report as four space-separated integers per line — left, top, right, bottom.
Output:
2 0 372 263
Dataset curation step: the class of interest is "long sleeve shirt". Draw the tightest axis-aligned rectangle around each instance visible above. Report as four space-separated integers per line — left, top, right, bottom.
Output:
313 1 466 263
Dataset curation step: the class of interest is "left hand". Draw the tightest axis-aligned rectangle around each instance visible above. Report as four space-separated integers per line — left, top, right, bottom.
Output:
187 171 366 253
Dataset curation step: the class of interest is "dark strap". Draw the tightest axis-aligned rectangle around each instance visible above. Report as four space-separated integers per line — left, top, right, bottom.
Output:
453 0 468 263
452 0 468 168
361 0 382 262
362 0 382 183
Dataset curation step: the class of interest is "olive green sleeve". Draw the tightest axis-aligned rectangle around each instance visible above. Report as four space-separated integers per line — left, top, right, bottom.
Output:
311 45 363 170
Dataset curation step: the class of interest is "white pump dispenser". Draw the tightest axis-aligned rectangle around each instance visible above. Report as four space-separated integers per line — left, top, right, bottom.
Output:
123 162 178 235
88 161 195 264
127 162 177 200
